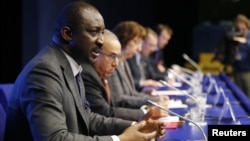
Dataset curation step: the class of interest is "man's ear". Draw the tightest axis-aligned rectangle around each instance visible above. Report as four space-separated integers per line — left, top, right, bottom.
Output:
61 26 72 41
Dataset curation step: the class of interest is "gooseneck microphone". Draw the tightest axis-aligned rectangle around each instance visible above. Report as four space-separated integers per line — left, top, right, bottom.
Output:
147 100 208 141
171 64 194 75
168 69 196 88
182 53 203 83
181 66 194 75
159 80 199 107
182 53 201 72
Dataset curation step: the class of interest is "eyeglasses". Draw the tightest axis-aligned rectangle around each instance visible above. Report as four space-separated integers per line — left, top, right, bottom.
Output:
99 51 121 62
143 42 158 50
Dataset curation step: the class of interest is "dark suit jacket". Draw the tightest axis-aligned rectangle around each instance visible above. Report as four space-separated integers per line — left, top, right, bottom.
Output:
127 55 167 91
150 49 163 65
4 44 131 141
81 63 144 121
108 60 159 109
149 49 168 73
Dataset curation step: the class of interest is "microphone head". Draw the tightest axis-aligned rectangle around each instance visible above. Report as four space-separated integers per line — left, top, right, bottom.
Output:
182 53 189 60
171 64 182 74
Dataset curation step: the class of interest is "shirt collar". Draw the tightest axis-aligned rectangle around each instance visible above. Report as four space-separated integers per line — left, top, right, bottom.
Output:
62 50 82 77
135 52 141 64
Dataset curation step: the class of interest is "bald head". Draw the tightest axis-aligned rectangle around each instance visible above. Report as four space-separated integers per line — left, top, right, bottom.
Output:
102 29 120 51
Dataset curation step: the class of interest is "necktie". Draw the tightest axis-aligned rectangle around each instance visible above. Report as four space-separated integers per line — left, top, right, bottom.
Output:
154 50 160 64
101 78 111 105
76 73 89 109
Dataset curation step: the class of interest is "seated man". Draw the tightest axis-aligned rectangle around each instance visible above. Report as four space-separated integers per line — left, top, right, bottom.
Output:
150 23 173 74
4 1 165 141
82 29 167 121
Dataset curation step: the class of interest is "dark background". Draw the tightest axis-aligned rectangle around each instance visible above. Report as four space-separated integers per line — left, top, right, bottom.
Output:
1 0 250 83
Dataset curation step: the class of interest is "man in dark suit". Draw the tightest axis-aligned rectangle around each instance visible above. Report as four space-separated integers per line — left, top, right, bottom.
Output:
4 1 165 141
82 29 167 121
150 23 173 74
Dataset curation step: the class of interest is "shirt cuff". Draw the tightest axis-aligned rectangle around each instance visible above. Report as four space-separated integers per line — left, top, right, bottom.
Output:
111 135 120 141
131 121 137 125
140 105 149 114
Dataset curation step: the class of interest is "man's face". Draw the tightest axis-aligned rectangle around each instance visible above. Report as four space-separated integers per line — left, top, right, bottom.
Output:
70 8 105 64
141 34 158 56
158 30 171 49
95 37 121 78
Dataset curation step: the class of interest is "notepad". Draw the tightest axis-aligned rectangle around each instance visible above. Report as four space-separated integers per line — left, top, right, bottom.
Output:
172 82 182 87
157 116 180 129
158 116 180 122
168 99 188 109
151 90 188 96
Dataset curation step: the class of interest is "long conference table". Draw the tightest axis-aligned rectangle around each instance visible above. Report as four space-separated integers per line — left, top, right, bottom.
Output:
1 72 250 140
156 72 250 141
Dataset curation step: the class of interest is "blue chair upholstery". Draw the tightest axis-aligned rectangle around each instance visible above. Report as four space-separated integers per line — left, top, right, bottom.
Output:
0 103 6 141
0 83 14 112
0 83 14 100
0 89 7 113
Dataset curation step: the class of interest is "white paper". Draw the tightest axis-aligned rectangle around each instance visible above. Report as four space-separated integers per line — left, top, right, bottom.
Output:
172 82 182 87
168 99 188 109
157 116 180 122
151 90 188 96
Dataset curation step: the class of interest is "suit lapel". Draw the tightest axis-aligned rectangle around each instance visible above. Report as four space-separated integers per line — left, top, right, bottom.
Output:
54 47 89 132
83 64 112 105
117 63 134 93
124 61 135 89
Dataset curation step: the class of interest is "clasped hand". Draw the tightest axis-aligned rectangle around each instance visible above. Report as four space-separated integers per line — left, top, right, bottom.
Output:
119 120 165 141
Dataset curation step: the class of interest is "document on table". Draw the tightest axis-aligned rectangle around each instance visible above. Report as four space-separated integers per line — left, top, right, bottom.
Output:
168 99 188 109
151 89 188 96
157 116 181 129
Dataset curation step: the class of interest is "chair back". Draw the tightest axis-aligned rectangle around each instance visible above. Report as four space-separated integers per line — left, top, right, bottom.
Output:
0 103 6 141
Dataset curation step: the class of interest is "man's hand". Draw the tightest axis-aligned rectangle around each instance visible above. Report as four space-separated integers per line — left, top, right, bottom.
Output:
119 120 165 141
233 36 247 43
139 119 165 139
141 79 162 88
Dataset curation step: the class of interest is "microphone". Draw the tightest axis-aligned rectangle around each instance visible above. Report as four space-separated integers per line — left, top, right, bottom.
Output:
168 69 197 88
181 66 195 75
171 64 194 75
159 80 199 107
182 53 203 82
182 53 201 72
148 100 208 141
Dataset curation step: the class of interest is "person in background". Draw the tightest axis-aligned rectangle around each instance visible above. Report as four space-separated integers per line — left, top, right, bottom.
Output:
82 29 167 121
4 1 165 141
127 27 168 92
150 23 173 74
109 20 168 112
231 14 250 98
110 21 161 91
